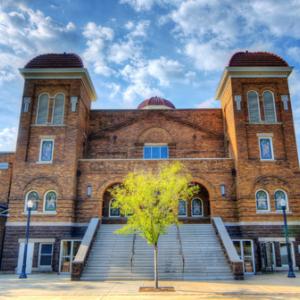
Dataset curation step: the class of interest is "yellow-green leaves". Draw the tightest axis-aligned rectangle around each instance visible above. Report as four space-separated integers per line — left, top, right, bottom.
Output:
110 162 198 246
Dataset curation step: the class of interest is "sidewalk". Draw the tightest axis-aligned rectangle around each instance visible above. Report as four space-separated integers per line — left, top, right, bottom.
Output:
0 272 300 299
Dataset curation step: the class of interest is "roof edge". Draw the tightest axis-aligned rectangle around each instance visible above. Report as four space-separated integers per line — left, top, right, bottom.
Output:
215 66 293 100
19 67 97 101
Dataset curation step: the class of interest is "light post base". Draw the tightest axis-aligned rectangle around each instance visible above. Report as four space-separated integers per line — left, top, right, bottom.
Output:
19 273 27 279
288 270 296 278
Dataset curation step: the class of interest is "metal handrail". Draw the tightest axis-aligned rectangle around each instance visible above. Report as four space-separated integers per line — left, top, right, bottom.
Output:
130 232 136 272
176 224 185 273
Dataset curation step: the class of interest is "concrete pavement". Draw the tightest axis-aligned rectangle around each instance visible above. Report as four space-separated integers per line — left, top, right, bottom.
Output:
0 272 300 299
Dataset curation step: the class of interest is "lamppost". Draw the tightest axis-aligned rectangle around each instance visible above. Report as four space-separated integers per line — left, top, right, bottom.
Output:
280 198 296 278
19 199 33 279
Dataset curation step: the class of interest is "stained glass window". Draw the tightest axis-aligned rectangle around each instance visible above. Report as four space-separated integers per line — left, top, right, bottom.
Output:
259 138 273 160
45 191 57 212
26 191 39 211
274 190 288 211
52 94 64 124
178 199 187 216
40 140 54 162
248 91 260 123
192 198 203 216
263 91 276 123
36 94 49 124
256 190 269 211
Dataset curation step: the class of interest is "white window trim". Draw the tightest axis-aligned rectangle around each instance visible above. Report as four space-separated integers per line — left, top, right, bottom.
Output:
274 189 289 212
247 90 261 123
258 136 274 161
256 189 271 213
43 190 57 213
38 243 54 271
109 198 120 218
191 197 204 217
24 190 39 213
263 90 277 123
178 199 187 217
143 144 169 160
51 93 65 125
38 138 54 163
36 93 50 125
59 239 81 274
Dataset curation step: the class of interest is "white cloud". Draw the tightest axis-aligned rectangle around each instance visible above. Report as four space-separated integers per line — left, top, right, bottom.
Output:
82 22 115 76
108 40 139 64
0 127 17 151
128 20 150 38
120 0 180 11
185 41 230 72
196 98 219 108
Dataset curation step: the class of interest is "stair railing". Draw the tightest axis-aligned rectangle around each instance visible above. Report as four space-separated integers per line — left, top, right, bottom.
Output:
130 232 136 272
71 218 100 280
176 224 185 273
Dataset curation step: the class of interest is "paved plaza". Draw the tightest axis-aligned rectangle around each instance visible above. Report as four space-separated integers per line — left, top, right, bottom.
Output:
0 273 300 300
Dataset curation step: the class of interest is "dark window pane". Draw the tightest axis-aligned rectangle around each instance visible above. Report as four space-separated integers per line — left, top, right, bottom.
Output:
41 244 53 254
40 255 52 266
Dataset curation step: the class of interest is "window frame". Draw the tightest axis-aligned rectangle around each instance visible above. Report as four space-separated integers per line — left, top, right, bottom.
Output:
109 198 120 218
143 144 169 160
36 93 50 125
263 90 277 123
255 189 270 213
51 93 65 125
43 190 57 213
258 136 274 161
274 189 289 212
191 197 203 217
247 90 261 123
38 138 54 164
38 243 54 270
178 199 187 217
24 190 40 213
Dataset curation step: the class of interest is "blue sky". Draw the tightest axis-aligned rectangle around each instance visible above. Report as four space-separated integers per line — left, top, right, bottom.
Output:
1 0 300 154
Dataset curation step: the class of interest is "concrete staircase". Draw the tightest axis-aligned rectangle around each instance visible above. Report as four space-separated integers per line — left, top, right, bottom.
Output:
81 224 233 281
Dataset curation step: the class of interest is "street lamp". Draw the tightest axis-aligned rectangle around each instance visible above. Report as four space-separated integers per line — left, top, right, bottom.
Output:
280 197 296 278
19 199 33 279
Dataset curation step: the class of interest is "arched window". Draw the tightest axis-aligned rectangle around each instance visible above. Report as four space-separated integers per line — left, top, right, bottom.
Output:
274 190 288 211
25 191 39 212
52 94 65 124
36 93 49 124
178 199 187 216
263 91 276 123
191 198 203 217
247 91 260 123
256 190 270 212
109 199 120 217
44 191 57 212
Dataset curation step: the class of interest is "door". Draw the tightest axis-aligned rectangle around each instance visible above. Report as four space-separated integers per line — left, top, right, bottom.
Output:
16 242 34 274
38 244 53 271
233 240 255 274
59 240 81 273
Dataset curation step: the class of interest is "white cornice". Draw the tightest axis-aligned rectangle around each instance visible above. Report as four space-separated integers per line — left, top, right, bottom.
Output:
19 67 97 101
215 66 293 100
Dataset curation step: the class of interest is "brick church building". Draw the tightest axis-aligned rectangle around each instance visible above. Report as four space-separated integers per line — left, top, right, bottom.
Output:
0 51 299 279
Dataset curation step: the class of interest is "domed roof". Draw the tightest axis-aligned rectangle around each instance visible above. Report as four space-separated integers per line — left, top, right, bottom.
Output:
138 96 175 109
25 53 84 68
229 51 288 67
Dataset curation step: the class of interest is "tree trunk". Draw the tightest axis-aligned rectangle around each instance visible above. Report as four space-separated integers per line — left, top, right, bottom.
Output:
154 243 158 289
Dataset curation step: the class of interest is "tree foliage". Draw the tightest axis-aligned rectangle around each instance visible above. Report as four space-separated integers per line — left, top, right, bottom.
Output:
110 162 199 245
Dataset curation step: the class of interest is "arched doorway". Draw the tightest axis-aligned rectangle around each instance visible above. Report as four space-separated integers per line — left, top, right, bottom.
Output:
178 183 210 223
102 183 125 224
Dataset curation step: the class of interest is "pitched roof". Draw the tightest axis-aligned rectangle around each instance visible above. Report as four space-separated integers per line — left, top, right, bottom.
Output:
229 51 288 67
25 53 84 68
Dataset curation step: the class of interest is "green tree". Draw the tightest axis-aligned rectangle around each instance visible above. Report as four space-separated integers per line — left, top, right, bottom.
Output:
111 162 198 289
